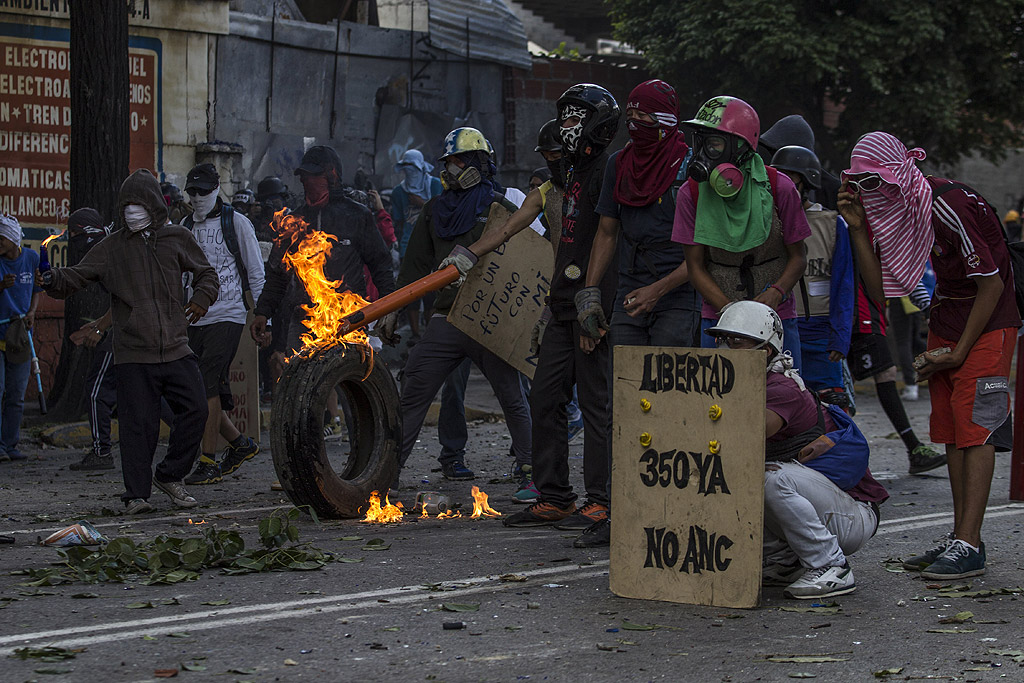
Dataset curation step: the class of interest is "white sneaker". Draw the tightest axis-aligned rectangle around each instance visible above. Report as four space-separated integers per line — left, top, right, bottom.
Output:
900 384 919 401
784 564 855 599
762 563 805 586
153 479 199 508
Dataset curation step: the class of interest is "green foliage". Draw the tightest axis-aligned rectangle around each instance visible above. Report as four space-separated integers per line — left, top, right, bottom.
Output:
19 507 328 585
547 41 584 61
608 0 1024 167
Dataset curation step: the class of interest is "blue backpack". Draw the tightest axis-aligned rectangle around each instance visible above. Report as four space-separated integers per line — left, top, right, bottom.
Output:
804 402 870 491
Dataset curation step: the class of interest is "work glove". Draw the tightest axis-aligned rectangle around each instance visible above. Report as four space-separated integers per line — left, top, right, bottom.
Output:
437 245 479 287
530 307 552 356
376 310 401 346
575 286 610 339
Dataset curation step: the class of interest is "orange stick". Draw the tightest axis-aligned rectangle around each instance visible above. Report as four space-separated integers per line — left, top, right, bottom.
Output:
338 265 460 335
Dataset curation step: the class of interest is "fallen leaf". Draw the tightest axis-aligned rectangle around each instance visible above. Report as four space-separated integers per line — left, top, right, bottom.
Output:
988 649 1024 663
596 643 618 651
180 662 207 672
201 599 231 606
283 659 298 666
229 667 258 674
336 557 363 563
126 602 154 609
361 539 391 551
161 597 181 606
616 639 640 646
778 604 841 615
338 536 363 541
938 611 974 624
382 626 401 632
440 603 480 612
767 656 849 663
973 618 1010 624
153 669 179 678
70 593 100 599
926 628 977 634
34 668 74 675
873 668 904 678
166 632 191 638
499 574 527 582
142 635 157 641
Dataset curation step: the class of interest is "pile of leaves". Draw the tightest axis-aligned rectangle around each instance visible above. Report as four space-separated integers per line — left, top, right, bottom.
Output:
16 507 330 586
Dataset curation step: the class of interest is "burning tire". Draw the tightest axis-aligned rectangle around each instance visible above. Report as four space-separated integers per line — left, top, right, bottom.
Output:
270 344 401 518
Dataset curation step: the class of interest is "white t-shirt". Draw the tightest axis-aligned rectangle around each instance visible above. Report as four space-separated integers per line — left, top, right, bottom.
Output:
503 187 545 235
187 209 266 326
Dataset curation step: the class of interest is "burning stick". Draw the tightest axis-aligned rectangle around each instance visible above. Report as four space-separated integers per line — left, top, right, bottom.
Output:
470 486 501 519
336 265 460 337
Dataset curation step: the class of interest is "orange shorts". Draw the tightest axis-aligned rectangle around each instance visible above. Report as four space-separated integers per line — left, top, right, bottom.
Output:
928 328 1016 450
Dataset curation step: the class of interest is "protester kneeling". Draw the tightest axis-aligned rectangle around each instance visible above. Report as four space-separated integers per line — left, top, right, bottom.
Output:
708 301 888 599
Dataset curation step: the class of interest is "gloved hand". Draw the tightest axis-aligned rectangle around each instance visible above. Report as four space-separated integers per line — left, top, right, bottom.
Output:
530 307 552 356
437 244 479 287
575 286 609 339
376 310 401 346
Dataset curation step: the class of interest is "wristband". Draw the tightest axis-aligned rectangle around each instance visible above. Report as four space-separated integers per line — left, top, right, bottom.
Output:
768 284 786 301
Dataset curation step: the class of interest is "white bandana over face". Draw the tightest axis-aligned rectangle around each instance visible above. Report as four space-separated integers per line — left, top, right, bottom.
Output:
191 188 219 222
124 204 152 232
559 104 589 153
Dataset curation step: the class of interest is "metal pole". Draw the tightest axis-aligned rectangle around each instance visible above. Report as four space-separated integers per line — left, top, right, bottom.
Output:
266 0 277 132
1011 341 1024 500
464 17 471 112
329 10 342 138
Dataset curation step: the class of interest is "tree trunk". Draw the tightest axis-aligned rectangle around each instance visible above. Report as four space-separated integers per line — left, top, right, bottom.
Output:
47 0 130 422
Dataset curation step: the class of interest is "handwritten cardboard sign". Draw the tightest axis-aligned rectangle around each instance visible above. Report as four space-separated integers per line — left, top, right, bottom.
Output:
610 346 765 608
447 203 553 379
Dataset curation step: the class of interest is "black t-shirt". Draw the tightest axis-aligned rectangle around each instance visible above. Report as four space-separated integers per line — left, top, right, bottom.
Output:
595 150 699 314
550 152 617 321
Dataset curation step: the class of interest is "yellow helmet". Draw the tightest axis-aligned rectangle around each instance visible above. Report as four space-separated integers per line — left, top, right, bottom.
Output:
1004 210 1020 224
440 127 492 161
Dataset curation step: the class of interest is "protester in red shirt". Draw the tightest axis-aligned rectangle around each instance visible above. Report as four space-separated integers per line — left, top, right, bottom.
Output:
839 131 1021 580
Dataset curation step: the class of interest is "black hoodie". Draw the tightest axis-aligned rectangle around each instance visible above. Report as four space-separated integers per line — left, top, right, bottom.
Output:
45 169 219 365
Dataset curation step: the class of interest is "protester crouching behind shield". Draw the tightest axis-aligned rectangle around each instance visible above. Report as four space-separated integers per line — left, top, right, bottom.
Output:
388 126 532 489
670 96 810 366
0 214 40 464
39 169 219 514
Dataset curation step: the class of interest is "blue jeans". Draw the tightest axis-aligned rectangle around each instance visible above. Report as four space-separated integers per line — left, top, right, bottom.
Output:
0 351 31 457
438 358 471 464
700 316 803 369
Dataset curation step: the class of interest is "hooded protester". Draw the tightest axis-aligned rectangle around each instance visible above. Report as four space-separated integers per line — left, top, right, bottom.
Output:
572 79 701 548
0 213 39 464
391 148 443 257
39 170 219 513
758 114 840 211
670 96 810 367
385 127 532 488
839 132 1021 581
251 145 396 353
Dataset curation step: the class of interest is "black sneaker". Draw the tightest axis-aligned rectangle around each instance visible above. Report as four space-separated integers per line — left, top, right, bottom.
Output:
908 445 947 475
573 518 610 548
921 540 986 580
902 533 954 570
184 460 222 485
441 460 474 480
70 450 115 471
220 437 260 476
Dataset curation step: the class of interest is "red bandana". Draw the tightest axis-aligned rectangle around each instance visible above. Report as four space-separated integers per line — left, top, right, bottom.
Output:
613 79 689 207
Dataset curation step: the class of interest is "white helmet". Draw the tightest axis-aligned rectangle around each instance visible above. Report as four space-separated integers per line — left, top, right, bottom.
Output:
706 301 784 354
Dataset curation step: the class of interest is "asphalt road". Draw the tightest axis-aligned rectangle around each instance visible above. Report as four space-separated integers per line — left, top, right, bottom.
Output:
1 387 1023 683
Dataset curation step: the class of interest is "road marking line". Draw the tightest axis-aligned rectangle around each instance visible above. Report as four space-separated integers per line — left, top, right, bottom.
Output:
0 565 609 654
877 502 1024 527
877 507 1024 535
0 560 608 646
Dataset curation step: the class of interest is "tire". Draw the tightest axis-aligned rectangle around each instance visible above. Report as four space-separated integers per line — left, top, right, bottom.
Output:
270 345 401 518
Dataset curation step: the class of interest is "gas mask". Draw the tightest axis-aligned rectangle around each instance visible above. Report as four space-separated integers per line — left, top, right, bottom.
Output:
687 133 751 198
559 104 589 154
440 160 482 191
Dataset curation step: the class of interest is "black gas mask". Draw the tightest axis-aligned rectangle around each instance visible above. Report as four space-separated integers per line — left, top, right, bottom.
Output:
687 132 753 198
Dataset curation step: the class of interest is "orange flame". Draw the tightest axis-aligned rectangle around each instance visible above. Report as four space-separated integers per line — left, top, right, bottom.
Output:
187 519 207 525
41 231 63 248
272 210 373 354
361 490 404 523
436 509 462 519
470 486 501 519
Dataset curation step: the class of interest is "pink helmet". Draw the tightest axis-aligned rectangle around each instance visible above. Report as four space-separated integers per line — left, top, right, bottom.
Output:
683 96 760 150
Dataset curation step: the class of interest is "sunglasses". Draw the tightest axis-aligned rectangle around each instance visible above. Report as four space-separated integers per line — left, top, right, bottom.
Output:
715 335 759 350
185 187 215 197
844 175 883 193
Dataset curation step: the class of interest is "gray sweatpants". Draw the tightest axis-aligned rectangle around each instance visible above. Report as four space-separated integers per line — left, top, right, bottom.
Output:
763 462 877 569
398 316 531 469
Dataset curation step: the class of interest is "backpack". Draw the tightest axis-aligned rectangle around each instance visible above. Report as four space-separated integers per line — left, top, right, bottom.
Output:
184 204 254 310
932 181 1024 319
804 402 870 491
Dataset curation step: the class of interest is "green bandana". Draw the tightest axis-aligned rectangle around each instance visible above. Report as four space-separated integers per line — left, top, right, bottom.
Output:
693 155 773 253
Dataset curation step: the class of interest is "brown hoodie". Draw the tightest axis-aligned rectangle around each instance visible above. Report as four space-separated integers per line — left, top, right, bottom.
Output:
45 169 219 364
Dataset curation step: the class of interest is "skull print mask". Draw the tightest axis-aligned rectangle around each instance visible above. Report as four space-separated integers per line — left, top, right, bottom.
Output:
559 104 589 154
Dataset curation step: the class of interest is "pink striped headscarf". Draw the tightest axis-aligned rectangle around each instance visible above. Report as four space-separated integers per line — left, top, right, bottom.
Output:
845 132 933 297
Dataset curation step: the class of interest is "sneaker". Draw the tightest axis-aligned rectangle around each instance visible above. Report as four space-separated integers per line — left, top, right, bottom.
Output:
502 501 575 527
220 437 260 476
441 460 474 480
553 501 609 530
323 419 344 441
574 518 610 548
783 564 856 599
70 450 115 471
513 480 540 504
6 450 26 461
900 384 919 401
908 444 947 475
124 498 154 515
921 539 986 580
567 417 584 443
762 562 805 587
153 479 199 508
902 533 954 570
184 460 222 485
